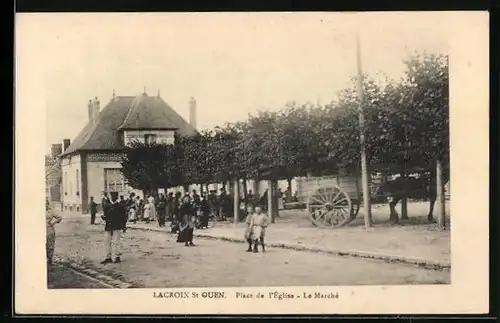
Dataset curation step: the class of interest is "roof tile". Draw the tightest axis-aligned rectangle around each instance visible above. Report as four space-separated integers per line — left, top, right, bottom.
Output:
62 94 196 156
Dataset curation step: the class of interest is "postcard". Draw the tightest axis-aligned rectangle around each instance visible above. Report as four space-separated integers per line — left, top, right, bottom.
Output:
15 11 489 315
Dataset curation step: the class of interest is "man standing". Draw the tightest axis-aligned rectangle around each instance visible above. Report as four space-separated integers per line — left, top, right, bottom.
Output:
192 190 201 205
219 188 230 220
166 192 175 222
260 189 269 211
100 195 127 264
157 193 167 227
89 196 98 225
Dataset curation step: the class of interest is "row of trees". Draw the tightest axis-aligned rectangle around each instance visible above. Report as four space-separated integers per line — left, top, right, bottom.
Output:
121 52 449 194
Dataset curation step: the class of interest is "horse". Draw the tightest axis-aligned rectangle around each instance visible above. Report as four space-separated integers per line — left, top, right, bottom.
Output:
377 167 449 224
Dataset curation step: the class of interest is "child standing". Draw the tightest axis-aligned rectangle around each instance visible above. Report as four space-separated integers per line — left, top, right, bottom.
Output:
249 206 269 253
244 205 255 252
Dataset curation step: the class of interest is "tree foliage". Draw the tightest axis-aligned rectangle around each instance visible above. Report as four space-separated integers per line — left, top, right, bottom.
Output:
120 52 449 190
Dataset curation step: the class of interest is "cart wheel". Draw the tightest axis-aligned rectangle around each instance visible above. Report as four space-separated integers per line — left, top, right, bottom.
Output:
308 185 354 228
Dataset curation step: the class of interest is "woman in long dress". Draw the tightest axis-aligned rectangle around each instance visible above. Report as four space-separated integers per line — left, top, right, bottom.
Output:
143 201 151 223
46 199 62 265
128 202 137 223
277 189 284 210
148 194 157 222
177 195 195 246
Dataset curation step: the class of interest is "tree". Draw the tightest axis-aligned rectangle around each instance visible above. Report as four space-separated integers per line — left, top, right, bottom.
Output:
119 51 449 202
120 138 183 193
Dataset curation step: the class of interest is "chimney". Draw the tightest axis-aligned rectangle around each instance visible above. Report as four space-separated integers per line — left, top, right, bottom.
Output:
87 99 93 122
93 96 100 121
63 139 71 151
189 97 197 130
51 144 63 159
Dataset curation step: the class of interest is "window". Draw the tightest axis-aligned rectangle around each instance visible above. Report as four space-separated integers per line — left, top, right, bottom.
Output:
104 168 127 194
144 134 157 144
76 169 80 196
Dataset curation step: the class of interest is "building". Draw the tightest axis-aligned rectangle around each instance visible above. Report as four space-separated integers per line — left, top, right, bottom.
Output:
45 148 61 201
59 91 197 214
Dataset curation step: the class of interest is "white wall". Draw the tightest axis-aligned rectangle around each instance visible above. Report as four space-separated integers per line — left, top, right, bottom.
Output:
87 160 142 202
61 154 81 205
124 130 175 146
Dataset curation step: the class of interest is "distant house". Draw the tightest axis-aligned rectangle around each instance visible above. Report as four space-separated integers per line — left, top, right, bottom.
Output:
45 157 59 201
59 91 197 214
45 145 64 207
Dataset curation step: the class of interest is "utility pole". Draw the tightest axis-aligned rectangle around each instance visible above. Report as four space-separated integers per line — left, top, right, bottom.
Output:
356 31 373 228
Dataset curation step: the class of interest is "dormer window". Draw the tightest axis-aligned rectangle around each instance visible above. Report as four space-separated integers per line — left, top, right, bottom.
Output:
144 134 157 144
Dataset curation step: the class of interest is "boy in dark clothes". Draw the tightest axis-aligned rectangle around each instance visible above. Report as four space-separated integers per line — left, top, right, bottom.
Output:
100 195 128 264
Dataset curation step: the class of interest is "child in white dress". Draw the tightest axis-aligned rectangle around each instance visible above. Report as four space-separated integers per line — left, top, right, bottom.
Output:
249 206 269 253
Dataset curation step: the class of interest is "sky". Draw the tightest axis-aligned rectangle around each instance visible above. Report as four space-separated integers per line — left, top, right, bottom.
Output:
16 12 451 152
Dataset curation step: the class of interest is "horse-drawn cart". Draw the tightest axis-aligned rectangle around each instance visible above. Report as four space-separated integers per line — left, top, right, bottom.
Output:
300 173 365 228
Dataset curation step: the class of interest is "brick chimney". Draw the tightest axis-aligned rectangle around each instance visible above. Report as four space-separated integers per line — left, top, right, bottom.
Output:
63 139 71 151
87 99 93 122
93 96 100 122
51 144 63 159
189 97 197 130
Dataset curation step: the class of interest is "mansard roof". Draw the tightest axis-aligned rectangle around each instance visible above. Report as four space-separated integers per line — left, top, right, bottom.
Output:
61 93 197 157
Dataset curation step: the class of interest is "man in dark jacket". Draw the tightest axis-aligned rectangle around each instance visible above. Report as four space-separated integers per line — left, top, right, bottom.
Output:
100 195 127 264
89 196 98 225
166 192 175 221
157 193 167 227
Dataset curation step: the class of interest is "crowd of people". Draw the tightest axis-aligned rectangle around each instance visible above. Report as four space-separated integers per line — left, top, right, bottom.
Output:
65 186 301 265
89 187 285 263
45 186 299 266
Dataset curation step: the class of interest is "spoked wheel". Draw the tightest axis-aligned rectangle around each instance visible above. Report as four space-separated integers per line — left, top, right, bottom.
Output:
308 185 355 228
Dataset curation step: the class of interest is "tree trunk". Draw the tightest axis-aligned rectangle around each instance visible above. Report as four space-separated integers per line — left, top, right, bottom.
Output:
272 180 280 218
233 178 240 224
182 184 189 194
205 183 210 194
242 178 248 202
436 159 446 230
400 169 409 220
267 180 274 223
267 180 279 223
